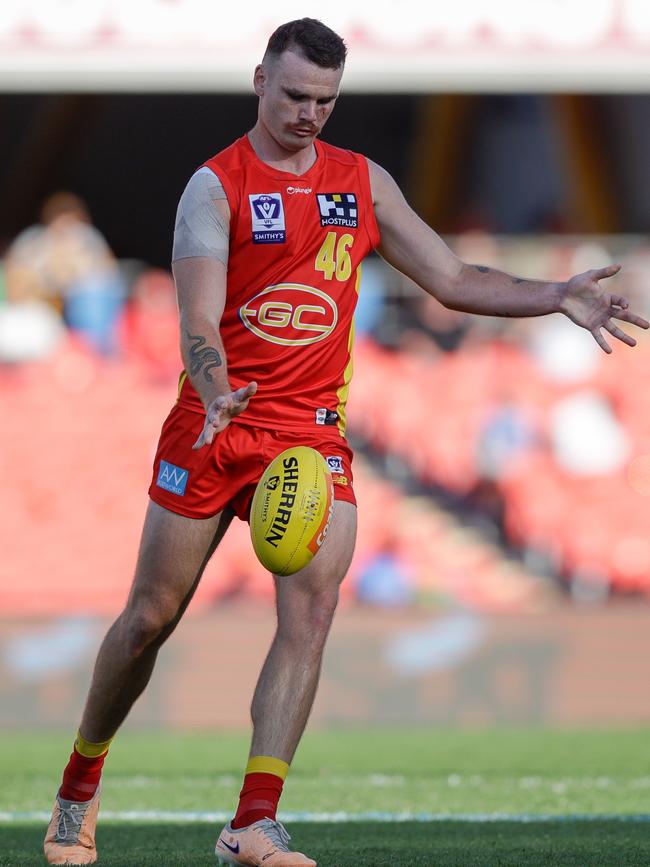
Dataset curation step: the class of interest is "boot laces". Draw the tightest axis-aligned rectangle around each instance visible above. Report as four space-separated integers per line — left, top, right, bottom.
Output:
257 818 292 852
56 801 89 843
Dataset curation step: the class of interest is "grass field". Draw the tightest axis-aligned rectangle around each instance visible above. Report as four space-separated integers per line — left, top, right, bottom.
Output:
3 729 650 866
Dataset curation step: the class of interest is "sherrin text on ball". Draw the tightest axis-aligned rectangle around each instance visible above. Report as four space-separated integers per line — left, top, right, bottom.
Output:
250 446 334 576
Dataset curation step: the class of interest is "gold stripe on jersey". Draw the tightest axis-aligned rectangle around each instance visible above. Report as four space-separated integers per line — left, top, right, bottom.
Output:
335 266 362 437
177 370 188 400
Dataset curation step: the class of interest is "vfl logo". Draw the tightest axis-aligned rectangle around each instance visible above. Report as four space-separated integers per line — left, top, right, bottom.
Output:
249 193 285 244
316 193 358 228
156 460 189 496
326 456 344 474
240 283 338 347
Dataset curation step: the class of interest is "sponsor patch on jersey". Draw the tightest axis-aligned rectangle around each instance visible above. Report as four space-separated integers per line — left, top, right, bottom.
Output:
316 408 339 426
239 283 338 347
333 475 349 486
316 193 358 228
249 193 286 244
156 460 189 496
326 455 344 474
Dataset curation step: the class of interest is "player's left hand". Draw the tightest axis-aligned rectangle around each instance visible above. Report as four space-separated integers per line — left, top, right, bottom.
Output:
192 381 257 449
560 264 649 353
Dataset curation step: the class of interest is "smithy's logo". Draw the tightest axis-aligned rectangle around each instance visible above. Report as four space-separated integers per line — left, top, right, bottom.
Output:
156 460 189 496
239 283 338 346
249 193 285 244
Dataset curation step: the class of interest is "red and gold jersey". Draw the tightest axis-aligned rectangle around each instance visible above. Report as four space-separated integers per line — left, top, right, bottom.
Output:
177 134 380 435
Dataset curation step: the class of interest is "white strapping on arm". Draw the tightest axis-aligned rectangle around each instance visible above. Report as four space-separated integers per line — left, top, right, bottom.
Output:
172 167 229 265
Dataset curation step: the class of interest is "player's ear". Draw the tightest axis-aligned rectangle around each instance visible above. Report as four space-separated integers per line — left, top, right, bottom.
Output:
253 64 266 97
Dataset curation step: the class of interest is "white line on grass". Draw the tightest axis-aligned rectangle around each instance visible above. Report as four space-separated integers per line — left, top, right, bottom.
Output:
2 811 650 823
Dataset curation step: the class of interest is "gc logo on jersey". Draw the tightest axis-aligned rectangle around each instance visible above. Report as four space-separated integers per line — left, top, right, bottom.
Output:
240 283 338 346
316 193 358 228
249 193 286 244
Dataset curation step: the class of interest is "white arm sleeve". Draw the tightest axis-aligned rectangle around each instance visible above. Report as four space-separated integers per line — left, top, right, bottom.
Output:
172 166 230 264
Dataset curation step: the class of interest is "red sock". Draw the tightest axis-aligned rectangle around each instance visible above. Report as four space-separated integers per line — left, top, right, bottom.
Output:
231 772 284 829
59 748 107 802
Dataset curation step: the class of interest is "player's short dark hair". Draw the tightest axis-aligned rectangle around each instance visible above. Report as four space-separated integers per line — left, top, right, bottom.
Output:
264 18 347 70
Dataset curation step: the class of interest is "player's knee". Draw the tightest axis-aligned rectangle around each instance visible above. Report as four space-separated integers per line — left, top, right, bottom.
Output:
281 587 339 648
121 606 175 657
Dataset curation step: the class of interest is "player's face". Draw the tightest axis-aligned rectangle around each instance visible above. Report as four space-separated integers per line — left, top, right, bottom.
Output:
255 50 343 152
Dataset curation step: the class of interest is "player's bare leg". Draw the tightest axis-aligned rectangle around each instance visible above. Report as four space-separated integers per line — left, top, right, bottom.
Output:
45 501 232 865
216 501 356 867
79 502 232 740
251 500 357 761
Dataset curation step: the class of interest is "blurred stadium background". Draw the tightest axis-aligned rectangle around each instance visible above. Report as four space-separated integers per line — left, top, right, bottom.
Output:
2 4 650 852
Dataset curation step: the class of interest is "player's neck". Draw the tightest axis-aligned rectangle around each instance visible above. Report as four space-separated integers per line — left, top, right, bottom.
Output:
247 126 317 176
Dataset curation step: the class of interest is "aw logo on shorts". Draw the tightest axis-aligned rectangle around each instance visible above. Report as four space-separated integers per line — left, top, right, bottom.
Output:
316 193 358 228
249 193 286 244
157 460 189 496
240 283 338 346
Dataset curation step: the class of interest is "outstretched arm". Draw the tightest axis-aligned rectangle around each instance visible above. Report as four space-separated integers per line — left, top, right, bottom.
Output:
369 160 649 352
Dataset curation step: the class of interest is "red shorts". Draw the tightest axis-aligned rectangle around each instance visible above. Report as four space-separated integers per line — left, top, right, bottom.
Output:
148 404 356 521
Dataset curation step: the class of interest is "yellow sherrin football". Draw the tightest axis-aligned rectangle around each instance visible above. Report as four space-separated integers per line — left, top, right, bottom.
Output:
250 446 334 576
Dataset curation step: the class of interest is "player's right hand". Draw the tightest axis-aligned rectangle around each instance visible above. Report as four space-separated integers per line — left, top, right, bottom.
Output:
192 382 257 449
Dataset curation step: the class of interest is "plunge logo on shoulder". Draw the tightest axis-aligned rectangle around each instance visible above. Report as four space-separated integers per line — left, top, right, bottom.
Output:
249 193 285 244
156 460 189 496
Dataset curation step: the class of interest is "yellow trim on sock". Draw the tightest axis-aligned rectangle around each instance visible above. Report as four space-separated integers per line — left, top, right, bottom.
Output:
75 731 113 759
245 756 289 781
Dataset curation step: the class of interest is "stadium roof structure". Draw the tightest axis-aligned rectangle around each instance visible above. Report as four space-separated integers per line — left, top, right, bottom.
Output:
2 0 650 93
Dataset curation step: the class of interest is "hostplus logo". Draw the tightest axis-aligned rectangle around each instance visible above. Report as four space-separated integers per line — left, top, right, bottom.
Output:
316 192 358 227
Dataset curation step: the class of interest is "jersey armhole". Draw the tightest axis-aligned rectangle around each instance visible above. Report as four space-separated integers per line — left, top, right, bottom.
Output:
201 159 239 235
357 154 381 250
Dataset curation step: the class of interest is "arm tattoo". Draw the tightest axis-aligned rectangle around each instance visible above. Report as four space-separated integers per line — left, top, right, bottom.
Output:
474 265 490 274
186 331 222 382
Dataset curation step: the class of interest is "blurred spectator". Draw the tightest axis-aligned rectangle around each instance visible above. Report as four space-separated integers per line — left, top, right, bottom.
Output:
355 256 387 338
477 398 538 481
0 302 65 363
550 390 630 475
354 535 415 606
119 268 180 382
407 292 472 352
4 192 125 354
528 313 600 383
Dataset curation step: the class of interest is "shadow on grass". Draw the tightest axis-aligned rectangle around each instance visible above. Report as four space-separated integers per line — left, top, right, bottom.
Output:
5 820 650 866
